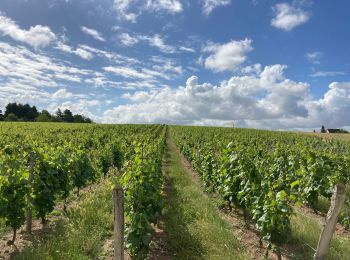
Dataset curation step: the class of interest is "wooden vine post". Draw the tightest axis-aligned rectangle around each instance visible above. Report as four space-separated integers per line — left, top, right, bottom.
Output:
314 183 346 260
113 184 124 260
26 151 35 234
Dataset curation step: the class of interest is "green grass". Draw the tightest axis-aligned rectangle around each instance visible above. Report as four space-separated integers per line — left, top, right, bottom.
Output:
285 212 350 259
15 178 115 260
0 218 9 237
162 136 246 260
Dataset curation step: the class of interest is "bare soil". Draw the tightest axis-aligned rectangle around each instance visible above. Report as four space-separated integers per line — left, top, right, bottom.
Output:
0 217 64 259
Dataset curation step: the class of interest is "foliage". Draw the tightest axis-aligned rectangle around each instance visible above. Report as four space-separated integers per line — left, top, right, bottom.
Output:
0 123 166 257
1 103 92 123
170 125 350 249
5 103 38 121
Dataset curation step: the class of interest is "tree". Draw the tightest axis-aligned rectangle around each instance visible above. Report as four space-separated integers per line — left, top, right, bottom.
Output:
5 103 38 121
36 110 51 122
26 104 39 121
73 114 85 123
1 103 93 123
51 109 63 122
84 117 92 123
63 109 74 122
321 125 326 133
5 113 18 121
55 108 62 117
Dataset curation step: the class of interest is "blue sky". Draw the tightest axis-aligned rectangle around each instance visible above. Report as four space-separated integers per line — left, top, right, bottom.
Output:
0 0 349 130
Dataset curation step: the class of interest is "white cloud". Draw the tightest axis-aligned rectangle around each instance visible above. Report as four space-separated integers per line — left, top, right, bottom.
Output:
310 71 346 77
0 15 56 48
113 0 139 22
103 66 153 80
240 64 262 75
52 88 73 99
122 90 154 102
305 51 322 64
202 0 231 15
103 62 176 82
103 64 310 124
54 73 81 83
150 56 184 75
78 44 140 64
179 46 195 53
49 99 101 119
140 34 176 53
55 41 94 60
0 41 101 96
81 26 106 42
202 39 253 72
102 66 350 130
118 32 180 53
119 32 139 46
113 0 183 22
271 3 310 31
145 0 183 13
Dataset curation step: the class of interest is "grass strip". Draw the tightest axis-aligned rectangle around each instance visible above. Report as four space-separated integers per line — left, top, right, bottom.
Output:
162 135 246 260
16 178 114 260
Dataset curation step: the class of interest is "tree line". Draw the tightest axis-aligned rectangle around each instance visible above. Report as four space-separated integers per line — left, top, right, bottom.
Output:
0 103 93 123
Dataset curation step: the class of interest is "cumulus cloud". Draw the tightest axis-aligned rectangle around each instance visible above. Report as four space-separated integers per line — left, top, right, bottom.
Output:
202 0 231 15
202 39 253 72
81 26 106 42
102 66 350 130
0 15 56 48
103 64 310 124
240 81 350 130
271 3 310 31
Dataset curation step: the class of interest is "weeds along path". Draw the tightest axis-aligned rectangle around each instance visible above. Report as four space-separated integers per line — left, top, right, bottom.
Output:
160 132 247 260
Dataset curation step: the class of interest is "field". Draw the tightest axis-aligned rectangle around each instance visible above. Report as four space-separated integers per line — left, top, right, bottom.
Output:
1 123 350 259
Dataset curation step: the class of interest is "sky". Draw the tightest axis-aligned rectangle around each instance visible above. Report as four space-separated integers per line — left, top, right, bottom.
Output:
0 0 349 130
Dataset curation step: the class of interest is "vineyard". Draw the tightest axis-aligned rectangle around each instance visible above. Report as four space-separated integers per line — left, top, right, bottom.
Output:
0 123 350 259
170 126 350 258
0 123 166 259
